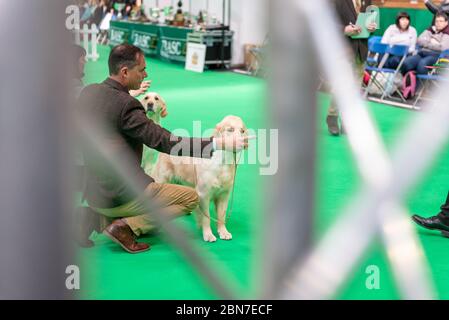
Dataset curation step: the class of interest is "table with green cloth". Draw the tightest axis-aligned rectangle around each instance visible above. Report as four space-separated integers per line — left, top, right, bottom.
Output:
109 21 194 63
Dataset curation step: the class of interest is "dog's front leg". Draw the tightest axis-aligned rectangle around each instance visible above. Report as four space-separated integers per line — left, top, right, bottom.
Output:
142 146 156 175
197 196 217 242
215 193 232 240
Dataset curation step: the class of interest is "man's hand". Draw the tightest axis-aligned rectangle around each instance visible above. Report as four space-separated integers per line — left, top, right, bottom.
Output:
214 135 256 152
367 22 377 33
129 80 151 97
344 24 362 36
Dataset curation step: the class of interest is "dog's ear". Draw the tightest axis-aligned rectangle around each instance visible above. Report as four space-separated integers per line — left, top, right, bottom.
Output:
214 122 225 136
157 95 168 118
157 94 166 104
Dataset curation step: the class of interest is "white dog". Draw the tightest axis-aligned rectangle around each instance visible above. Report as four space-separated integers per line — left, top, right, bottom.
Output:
139 92 168 175
152 115 248 242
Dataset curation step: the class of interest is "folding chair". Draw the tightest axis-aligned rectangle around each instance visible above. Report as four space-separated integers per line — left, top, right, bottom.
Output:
364 41 390 98
368 36 382 47
364 43 409 102
365 36 383 66
414 50 449 106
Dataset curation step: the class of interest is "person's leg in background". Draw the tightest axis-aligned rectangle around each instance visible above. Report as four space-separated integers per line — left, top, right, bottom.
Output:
412 191 449 237
401 53 422 75
438 191 449 223
326 102 340 136
326 57 365 136
384 55 402 69
416 53 439 75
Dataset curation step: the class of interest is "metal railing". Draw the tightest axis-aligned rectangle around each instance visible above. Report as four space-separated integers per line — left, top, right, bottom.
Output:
0 0 446 300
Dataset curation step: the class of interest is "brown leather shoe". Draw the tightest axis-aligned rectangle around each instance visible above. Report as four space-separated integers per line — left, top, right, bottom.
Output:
103 219 150 254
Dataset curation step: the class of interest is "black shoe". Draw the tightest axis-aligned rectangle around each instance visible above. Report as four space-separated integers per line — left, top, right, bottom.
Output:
75 207 100 248
412 214 449 233
326 115 340 136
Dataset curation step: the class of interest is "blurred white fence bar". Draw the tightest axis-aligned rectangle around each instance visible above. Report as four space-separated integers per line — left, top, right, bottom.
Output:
74 24 100 61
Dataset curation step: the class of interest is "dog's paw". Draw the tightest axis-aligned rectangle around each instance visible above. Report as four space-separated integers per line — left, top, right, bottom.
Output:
218 228 233 240
203 231 217 243
203 231 217 242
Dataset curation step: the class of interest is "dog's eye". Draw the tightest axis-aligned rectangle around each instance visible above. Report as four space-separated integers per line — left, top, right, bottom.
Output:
155 97 159 101
240 128 246 134
144 97 149 100
227 127 234 132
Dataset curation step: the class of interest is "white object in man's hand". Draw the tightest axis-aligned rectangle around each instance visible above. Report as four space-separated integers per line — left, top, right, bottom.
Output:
345 24 361 36
367 22 377 33
214 135 256 152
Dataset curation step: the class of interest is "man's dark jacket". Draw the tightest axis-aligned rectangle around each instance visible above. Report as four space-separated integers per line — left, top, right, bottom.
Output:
426 0 449 16
78 78 214 209
425 0 449 25
333 0 372 60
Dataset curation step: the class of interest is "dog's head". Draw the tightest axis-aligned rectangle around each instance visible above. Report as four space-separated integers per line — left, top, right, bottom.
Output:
213 115 248 139
140 92 167 117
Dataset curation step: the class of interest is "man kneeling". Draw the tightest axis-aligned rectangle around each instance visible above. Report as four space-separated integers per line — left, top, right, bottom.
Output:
78 44 250 253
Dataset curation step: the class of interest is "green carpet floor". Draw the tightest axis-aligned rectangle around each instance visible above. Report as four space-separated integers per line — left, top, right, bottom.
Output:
78 45 449 300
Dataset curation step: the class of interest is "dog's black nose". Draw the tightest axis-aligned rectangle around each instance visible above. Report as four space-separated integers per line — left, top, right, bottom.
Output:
147 102 154 112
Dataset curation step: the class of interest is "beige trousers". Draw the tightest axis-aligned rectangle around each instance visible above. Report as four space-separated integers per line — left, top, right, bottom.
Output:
327 58 365 116
92 182 199 236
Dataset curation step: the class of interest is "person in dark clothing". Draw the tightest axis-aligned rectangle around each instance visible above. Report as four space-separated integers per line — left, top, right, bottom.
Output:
412 191 449 237
110 0 135 19
71 45 87 98
326 0 377 136
71 44 87 192
73 42 150 248
78 44 250 253
333 0 373 61
71 44 101 249
425 0 449 22
85 0 107 26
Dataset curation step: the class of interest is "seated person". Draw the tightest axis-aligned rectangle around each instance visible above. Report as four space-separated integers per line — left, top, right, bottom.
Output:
381 11 417 69
401 12 449 75
80 0 94 24
85 0 107 26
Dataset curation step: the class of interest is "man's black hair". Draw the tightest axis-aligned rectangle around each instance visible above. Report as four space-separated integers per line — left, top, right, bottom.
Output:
72 44 86 79
108 44 144 75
